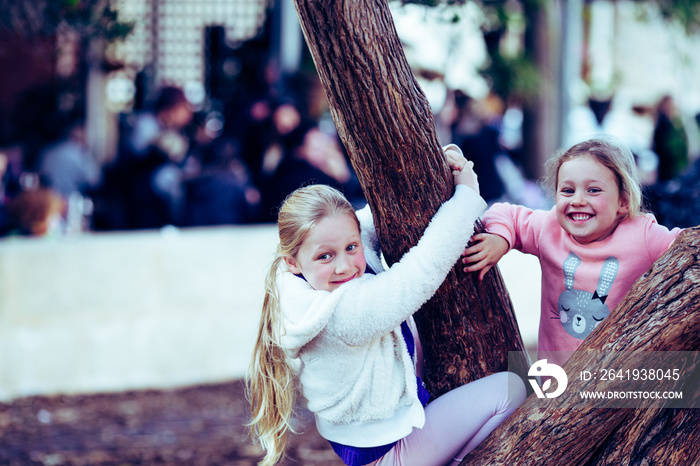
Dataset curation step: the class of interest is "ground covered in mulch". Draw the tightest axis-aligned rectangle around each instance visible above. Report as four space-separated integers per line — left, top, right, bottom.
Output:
0 380 344 466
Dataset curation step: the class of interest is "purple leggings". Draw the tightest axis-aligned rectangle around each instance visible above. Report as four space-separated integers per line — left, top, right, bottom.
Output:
371 372 526 466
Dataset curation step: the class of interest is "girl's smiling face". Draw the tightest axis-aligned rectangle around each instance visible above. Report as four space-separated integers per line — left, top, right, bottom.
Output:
284 213 366 291
555 155 630 244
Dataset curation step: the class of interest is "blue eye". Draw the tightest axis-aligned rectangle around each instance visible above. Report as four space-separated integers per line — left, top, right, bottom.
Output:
347 244 357 252
317 253 331 261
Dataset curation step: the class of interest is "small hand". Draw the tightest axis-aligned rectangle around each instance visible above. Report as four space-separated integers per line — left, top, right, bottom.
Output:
462 233 509 280
443 145 479 194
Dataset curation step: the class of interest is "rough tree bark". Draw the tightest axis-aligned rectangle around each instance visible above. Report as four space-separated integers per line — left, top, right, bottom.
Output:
461 226 700 465
291 0 529 397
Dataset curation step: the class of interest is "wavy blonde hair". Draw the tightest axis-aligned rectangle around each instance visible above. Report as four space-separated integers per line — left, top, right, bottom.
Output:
246 184 359 465
544 135 645 219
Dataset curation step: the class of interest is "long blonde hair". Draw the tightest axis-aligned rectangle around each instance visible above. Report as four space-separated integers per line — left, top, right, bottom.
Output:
246 184 359 465
544 135 645 219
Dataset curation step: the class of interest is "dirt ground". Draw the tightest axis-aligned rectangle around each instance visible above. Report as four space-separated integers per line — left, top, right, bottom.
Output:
0 380 344 466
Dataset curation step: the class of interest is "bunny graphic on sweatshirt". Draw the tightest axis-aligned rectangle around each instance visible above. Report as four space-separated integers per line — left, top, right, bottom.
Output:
554 252 618 340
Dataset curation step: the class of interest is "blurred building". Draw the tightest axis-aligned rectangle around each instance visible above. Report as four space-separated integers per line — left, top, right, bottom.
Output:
107 0 269 110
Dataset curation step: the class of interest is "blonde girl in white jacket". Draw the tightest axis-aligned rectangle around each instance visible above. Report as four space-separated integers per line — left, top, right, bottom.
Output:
247 146 526 466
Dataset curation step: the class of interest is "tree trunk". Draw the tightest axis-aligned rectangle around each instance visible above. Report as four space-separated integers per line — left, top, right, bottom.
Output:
521 0 559 179
583 404 700 465
291 0 529 398
460 226 700 465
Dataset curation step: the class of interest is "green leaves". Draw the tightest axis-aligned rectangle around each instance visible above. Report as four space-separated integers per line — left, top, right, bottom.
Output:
0 0 133 42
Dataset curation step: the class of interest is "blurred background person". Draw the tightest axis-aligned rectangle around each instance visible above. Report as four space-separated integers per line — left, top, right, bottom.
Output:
653 94 689 183
181 110 262 226
250 96 363 221
5 187 65 237
105 85 195 229
38 114 101 201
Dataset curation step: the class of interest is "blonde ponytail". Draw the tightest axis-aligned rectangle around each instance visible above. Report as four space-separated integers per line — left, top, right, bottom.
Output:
246 255 297 466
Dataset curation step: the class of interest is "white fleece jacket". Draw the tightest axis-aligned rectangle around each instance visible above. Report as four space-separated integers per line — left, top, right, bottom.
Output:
278 185 486 448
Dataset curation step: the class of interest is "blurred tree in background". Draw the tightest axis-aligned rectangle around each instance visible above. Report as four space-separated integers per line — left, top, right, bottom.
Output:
0 0 133 166
0 0 132 41
654 0 700 34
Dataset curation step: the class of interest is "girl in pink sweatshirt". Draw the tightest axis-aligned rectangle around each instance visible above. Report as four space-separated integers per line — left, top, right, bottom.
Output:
463 136 681 366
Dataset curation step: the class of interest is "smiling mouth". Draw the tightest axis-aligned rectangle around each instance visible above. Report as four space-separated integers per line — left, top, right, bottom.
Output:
332 274 357 285
569 213 592 221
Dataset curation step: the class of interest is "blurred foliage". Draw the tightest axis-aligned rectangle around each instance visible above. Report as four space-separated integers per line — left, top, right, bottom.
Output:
482 48 541 104
396 0 543 102
395 0 698 103
0 0 133 42
649 0 700 34
478 1 542 104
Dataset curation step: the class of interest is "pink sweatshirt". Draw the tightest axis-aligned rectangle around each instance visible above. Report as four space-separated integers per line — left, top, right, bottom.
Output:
483 203 681 366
